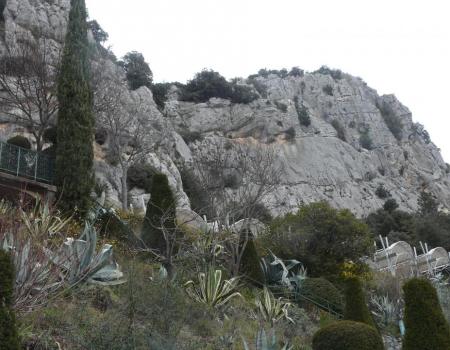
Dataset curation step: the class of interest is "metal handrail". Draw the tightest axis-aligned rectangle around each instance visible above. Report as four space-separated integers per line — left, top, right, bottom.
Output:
0 140 55 184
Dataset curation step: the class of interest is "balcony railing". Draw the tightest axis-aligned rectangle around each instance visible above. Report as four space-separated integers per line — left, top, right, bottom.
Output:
0 140 55 184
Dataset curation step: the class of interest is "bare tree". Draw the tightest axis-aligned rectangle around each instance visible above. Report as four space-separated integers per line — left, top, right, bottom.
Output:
0 39 60 150
192 139 282 276
93 62 156 210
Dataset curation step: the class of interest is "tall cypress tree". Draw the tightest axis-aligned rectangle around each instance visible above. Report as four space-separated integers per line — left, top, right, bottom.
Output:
0 250 20 350
141 174 176 252
55 0 94 216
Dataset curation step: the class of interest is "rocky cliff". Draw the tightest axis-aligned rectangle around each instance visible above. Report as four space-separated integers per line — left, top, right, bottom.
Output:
1 0 449 218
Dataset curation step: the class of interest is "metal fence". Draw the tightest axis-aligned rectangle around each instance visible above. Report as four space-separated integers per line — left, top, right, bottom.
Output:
0 141 55 184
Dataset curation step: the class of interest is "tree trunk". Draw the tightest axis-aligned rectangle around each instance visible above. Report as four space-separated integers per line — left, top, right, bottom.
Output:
121 165 128 211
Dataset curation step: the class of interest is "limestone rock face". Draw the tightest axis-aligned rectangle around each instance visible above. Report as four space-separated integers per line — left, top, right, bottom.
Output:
165 73 450 216
1 0 449 218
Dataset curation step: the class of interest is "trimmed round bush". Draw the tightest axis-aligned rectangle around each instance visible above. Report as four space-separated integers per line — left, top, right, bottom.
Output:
403 278 450 350
344 277 377 329
312 321 383 350
299 278 344 314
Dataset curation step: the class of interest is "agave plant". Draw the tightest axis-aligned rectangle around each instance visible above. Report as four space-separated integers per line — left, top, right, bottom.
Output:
242 329 293 350
20 198 71 239
260 251 302 288
51 222 125 286
370 294 402 327
184 266 241 308
255 287 293 326
0 198 13 215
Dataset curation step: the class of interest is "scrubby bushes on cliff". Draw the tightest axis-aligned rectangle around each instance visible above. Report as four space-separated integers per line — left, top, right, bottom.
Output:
377 100 403 140
121 51 153 90
403 278 450 350
331 119 346 141
180 70 257 104
359 128 373 150
294 96 311 127
312 321 383 350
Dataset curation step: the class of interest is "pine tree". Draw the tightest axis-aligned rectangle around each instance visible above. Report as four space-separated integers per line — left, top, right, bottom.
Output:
142 174 176 253
55 0 94 216
403 278 450 350
344 277 377 329
0 250 20 350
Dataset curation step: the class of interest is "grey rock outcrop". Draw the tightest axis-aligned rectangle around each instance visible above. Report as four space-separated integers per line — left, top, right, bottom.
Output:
1 0 449 219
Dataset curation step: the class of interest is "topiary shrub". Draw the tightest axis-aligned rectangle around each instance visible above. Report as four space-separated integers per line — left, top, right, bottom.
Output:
299 278 344 314
240 234 264 285
0 250 20 350
141 173 176 252
7 135 31 149
312 321 383 350
403 278 450 350
344 277 377 329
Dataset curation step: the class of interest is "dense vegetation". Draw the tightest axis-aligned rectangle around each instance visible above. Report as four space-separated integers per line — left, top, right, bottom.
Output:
55 0 94 216
179 70 258 104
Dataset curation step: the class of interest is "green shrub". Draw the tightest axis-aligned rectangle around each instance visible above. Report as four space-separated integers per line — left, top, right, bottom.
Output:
0 250 20 350
240 236 264 285
294 96 311 127
230 83 258 104
359 130 373 150
299 278 344 314
312 321 383 350
0 0 6 22
7 135 31 149
180 70 230 103
43 127 58 145
127 163 155 192
314 66 343 80
285 127 296 141
322 84 333 96
403 278 450 350
247 77 268 98
344 277 377 329
288 67 304 77
375 184 390 199
151 82 171 111
268 202 373 277
383 198 399 213
121 51 153 90
87 20 109 44
141 173 176 252
331 119 346 141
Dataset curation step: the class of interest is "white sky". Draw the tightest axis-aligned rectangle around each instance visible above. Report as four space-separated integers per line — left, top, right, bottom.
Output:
85 0 450 162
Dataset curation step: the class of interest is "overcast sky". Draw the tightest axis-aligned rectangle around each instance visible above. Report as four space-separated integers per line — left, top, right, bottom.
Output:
85 0 450 161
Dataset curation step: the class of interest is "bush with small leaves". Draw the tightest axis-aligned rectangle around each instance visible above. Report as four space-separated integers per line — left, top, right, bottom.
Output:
314 66 343 80
288 66 304 77
359 130 373 150
127 163 155 192
375 184 390 199
121 51 153 90
294 96 311 127
322 84 333 96
312 321 383 350
299 278 344 314
403 278 450 350
383 198 399 213
344 277 377 329
285 127 296 141
274 101 288 113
